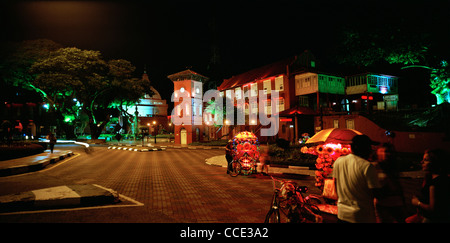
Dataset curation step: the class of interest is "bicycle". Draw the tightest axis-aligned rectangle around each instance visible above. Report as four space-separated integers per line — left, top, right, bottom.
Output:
228 160 241 177
229 152 257 177
265 176 322 223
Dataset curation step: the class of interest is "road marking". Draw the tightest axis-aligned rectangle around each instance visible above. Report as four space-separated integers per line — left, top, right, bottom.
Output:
0 191 144 216
3 153 80 178
38 153 80 172
92 184 143 206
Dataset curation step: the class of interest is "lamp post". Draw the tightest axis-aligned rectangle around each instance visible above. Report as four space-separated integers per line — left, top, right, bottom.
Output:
152 121 157 143
147 123 151 144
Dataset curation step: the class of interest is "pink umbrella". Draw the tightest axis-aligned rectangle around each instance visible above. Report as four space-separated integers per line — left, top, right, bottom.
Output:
305 128 363 144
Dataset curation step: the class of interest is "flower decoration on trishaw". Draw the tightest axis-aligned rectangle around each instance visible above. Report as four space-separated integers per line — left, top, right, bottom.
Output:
300 128 362 191
231 131 260 175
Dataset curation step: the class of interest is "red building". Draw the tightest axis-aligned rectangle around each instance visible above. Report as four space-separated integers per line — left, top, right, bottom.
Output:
166 51 450 155
217 56 297 143
168 69 208 145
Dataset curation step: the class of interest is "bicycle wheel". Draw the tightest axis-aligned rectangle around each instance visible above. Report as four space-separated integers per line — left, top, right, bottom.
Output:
264 208 280 223
229 161 241 177
298 204 323 223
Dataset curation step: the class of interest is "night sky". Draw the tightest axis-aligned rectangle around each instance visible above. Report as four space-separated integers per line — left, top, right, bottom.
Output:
1 0 449 104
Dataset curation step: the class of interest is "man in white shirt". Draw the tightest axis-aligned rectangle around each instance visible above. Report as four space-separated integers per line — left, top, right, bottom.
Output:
332 135 381 223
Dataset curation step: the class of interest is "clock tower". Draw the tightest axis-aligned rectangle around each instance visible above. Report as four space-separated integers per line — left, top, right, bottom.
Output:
167 69 209 144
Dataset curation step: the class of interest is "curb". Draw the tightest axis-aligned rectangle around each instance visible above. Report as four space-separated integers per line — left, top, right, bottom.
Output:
204 155 317 176
108 146 166 152
204 156 425 178
0 151 74 177
108 144 224 152
0 184 119 213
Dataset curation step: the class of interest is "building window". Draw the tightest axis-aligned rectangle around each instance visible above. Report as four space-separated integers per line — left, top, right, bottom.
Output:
235 87 242 99
333 119 339 128
226 90 233 101
275 76 284 91
250 102 258 114
303 77 311 88
264 100 271 114
263 80 272 94
251 83 258 97
295 75 302 88
341 99 350 112
346 119 355 129
278 97 285 112
299 96 309 107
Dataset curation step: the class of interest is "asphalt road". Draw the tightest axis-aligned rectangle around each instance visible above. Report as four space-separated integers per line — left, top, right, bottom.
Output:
0 144 320 223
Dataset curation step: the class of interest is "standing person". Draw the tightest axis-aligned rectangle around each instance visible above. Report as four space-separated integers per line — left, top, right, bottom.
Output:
259 144 270 175
408 149 450 223
332 135 381 223
374 143 407 223
47 132 57 153
225 140 234 174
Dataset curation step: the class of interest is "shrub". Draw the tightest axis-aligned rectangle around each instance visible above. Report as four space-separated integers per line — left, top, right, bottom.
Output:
0 143 45 161
268 144 318 168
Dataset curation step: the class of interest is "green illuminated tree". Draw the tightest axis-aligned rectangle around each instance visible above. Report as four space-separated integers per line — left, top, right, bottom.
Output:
30 47 151 139
0 39 63 106
333 1 450 105
1 40 152 138
429 61 450 104
204 96 239 139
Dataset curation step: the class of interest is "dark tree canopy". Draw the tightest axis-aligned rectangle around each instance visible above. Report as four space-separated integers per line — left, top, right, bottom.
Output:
333 1 450 105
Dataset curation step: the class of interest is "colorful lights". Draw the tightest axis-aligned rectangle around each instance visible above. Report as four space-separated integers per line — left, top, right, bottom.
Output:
232 131 260 176
301 142 351 190
64 114 75 123
430 60 450 105
361 95 373 100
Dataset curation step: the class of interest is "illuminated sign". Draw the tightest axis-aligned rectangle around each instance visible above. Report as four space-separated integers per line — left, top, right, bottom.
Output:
280 118 292 122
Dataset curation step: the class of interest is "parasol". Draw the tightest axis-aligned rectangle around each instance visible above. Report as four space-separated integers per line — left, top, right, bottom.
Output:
305 128 363 144
234 131 258 140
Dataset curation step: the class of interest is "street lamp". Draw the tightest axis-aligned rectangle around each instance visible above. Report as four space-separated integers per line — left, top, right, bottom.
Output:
146 123 151 144
152 121 157 143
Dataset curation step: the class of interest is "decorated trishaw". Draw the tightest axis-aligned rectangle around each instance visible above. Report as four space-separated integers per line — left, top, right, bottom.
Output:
301 128 362 191
229 131 260 177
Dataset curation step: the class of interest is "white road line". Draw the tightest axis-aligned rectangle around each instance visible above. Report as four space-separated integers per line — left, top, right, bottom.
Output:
0 192 144 216
93 184 143 206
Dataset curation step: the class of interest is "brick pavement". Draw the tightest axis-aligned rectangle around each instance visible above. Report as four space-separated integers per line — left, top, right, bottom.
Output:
88 148 321 223
0 145 425 223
